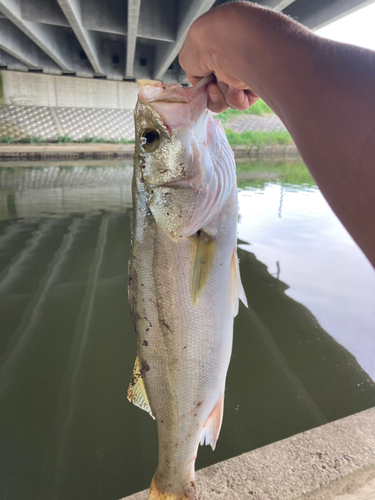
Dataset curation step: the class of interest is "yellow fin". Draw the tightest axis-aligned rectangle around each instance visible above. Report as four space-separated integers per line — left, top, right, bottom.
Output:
191 230 216 306
148 476 196 500
231 248 248 317
200 396 224 451
127 356 155 419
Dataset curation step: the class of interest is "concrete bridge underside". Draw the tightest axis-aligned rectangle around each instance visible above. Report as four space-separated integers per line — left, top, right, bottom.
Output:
0 0 374 83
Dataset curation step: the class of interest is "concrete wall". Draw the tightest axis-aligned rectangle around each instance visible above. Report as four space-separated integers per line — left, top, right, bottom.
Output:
0 104 135 141
0 70 138 109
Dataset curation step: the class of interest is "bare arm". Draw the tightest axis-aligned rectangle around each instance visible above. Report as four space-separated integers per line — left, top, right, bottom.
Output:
179 2 375 267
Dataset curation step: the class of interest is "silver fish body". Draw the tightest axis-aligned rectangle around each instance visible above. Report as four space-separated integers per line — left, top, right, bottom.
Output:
128 79 246 500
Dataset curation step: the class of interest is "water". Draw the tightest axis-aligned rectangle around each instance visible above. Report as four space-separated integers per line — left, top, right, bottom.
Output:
0 162 374 500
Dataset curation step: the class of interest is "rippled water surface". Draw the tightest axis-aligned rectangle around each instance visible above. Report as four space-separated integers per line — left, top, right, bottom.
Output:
0 161 374 500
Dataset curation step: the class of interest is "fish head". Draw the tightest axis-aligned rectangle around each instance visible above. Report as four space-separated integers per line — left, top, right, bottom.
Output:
134 79 236 241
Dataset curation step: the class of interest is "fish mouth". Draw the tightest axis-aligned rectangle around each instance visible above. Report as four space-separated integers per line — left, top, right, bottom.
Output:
137 76 214 105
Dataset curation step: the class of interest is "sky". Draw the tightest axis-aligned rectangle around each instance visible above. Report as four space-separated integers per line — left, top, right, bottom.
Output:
316 1 375 51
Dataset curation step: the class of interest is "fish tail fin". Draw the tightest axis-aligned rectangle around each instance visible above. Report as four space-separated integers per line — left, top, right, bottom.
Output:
148 476 197 500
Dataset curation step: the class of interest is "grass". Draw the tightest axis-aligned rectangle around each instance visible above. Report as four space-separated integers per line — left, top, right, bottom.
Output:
0 136 15 143
225 129 293 148
216 99 273 124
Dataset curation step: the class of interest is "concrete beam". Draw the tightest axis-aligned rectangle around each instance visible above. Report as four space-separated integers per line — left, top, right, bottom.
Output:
81 0 127 36
20 0 70 28
0 69 138 109
125 0 141 78
138 0 177 42
57 0 104 75
81 0 176 42
153 0 216 81
0 47 28 71
0 0 73 71
0 18 62 73
96 35 126 81
133 42 154 80
258 0 296 13
284 0 375 30
0 18 40 67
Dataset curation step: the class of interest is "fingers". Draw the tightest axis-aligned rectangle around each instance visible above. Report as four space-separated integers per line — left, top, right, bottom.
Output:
206 82 259 113
226 87 259 111
184 74 204 86
207 83 230 113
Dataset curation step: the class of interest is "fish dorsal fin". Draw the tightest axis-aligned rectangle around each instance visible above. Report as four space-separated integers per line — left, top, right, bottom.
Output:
127 356 155 419
200 396 224 451
231 248 248 317
191 230 216 306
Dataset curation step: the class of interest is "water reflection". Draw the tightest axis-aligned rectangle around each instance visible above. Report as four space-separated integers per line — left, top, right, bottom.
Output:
237 164 375 381
0 163 374 500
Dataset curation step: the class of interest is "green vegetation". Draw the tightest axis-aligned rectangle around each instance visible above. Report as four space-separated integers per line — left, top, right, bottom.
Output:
79 136 133 144
217 99 273 124
57 135 135 144
18 136 43 143
0 73 5 106
0 135 44 143
0 136 15 143
225 129 293 148
236 161 315 189
57 135 73 143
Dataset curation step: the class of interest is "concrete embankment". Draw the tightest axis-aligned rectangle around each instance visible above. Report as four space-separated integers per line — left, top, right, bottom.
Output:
0 143 135 162
122 407 375 500
0 143 299 163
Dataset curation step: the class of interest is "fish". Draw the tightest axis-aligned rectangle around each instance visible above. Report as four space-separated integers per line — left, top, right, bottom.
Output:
127 77 247 500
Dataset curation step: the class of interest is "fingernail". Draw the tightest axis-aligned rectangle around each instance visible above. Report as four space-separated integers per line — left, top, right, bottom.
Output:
209 92 220 103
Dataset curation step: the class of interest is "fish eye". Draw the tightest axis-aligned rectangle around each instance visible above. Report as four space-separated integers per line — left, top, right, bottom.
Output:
140 129 160 152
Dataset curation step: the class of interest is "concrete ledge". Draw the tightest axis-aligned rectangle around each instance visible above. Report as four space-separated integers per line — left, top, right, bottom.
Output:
0 144 299 163
122 408 375 500
0 143 135 161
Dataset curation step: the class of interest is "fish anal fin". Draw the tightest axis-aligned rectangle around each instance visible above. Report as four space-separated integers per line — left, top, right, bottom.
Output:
230 248 248 317
127 356 155 419
200 396 224 451
148 476 196 500
191 230 216 306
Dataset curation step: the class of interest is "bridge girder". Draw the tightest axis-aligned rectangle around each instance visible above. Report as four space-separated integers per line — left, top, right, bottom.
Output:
0 0 373 82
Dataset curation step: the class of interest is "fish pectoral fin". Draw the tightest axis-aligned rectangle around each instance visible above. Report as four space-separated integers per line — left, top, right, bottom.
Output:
200 396 224 451
230 248 248 317
191 230 216 306
127 356 155 419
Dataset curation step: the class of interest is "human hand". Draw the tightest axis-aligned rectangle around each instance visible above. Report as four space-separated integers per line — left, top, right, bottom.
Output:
178 8 259 113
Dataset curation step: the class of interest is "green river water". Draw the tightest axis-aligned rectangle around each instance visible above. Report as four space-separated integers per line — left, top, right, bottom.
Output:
0 161 374 500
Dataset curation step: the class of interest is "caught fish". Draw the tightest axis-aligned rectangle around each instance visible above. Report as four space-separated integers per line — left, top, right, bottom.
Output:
128 77 247 500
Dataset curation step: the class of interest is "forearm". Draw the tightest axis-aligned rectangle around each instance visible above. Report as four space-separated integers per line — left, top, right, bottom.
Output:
198 3 375 265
